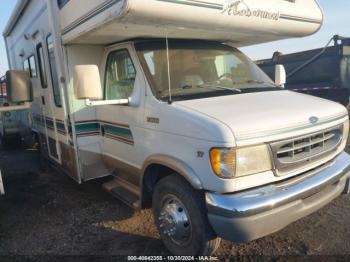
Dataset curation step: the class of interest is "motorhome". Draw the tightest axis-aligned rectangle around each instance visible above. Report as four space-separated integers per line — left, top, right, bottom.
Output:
2 0 350 255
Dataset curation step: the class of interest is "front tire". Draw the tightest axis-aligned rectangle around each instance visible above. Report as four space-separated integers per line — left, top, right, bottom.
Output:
152 175 221 255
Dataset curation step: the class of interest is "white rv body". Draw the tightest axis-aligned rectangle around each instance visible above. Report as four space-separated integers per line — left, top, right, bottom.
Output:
3 0 350 255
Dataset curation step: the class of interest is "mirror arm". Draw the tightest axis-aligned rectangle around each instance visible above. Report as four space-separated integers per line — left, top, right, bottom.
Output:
85 98 129 106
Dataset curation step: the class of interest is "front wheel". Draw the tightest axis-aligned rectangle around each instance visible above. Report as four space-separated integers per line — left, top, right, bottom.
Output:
152 175 221 255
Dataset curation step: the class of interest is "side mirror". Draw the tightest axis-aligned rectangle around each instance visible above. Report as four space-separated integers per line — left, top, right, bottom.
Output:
275 64 286 87
74 65 130 107
74 65 103 100
6 70 32 102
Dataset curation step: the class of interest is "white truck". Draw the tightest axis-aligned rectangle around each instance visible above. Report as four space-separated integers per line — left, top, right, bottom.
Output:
2 0 350 255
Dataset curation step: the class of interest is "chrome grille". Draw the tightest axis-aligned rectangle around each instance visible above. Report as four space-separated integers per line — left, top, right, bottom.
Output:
270 126 343 175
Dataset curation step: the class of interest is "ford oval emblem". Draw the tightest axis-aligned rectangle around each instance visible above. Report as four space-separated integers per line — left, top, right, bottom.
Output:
309 116 319 124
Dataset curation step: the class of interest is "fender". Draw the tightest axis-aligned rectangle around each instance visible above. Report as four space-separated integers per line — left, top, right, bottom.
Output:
142 154 203 190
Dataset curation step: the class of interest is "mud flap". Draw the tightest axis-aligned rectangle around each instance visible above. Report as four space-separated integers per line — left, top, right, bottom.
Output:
0 169 4 195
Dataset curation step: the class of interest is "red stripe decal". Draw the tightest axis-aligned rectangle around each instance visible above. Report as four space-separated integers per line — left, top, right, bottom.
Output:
105 134 134 144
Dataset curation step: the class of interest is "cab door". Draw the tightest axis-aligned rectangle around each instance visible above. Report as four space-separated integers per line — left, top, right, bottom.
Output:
97 44 145 187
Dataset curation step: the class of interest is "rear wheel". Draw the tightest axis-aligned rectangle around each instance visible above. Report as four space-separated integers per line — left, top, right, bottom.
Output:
152 175 221 255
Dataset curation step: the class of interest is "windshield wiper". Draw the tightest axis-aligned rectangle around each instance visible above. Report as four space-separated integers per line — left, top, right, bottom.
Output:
245 80 279 87
211 85 242 93
200 83 242 93
181 83 242 93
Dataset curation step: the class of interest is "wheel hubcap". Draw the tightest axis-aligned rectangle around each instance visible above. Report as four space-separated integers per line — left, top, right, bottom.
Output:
158 195 191 245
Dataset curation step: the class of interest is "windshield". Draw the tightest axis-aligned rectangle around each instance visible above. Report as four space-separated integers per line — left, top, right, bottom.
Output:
136 40 277 101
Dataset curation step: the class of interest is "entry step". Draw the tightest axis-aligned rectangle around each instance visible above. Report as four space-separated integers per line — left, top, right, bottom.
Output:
102 178 141 209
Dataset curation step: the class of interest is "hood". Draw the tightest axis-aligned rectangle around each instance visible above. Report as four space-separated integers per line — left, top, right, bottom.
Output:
175 91 348 145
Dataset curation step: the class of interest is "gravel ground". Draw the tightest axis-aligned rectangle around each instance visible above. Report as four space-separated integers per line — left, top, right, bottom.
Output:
0 141 349 259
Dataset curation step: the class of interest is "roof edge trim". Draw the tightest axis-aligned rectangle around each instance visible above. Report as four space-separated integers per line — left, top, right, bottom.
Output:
3 0 30 37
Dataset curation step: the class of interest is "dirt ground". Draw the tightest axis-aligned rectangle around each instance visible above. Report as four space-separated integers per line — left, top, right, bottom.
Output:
0 141 350 259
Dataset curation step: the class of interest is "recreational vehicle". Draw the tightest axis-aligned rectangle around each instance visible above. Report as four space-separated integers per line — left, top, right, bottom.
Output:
2 0 350 255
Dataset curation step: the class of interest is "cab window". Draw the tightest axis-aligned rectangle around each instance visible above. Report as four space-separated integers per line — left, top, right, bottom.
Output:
47 34 62 107
36 43 48 88
105 49 136 100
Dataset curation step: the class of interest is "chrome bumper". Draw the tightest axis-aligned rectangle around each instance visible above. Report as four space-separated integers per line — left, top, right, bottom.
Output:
206 152 350 242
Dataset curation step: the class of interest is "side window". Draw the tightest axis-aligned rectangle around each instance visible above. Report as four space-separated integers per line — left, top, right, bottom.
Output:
23 59 30 75
29 56 37 78
24 56 37 78
144 51 155 75
105 49 136 100
37 43 48 88
46 34 62 107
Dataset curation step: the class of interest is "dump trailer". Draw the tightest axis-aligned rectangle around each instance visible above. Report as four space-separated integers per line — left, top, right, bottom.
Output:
257 36 350 105
2 0 350 256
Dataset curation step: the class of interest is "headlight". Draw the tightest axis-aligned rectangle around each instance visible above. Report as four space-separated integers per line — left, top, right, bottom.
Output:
210 145 272 179
236 144 272 177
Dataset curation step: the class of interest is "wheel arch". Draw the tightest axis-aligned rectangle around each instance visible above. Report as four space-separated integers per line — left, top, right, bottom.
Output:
141 154 203 207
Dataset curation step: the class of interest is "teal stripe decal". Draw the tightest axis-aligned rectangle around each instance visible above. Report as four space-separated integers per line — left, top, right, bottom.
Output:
104 125 133 140
46 118 54 130
156 0 322 25
76 123 101 134
55 120 67 135
62 0 122 35
280 15 322 24
75 120 134 145
33 114 67 135
157 0 221 10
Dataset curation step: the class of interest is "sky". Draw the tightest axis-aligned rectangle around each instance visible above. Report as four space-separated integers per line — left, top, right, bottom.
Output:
0 0 349 76
0 0 16 76
241 0 350 60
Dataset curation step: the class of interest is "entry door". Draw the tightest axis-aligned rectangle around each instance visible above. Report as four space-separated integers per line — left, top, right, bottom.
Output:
98 45 145 186
33 33 62 163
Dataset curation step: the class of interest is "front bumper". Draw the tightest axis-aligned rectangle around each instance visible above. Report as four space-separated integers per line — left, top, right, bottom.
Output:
206 152 350 243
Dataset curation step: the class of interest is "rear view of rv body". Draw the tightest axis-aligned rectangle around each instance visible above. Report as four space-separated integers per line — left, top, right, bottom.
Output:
4 0 350 256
